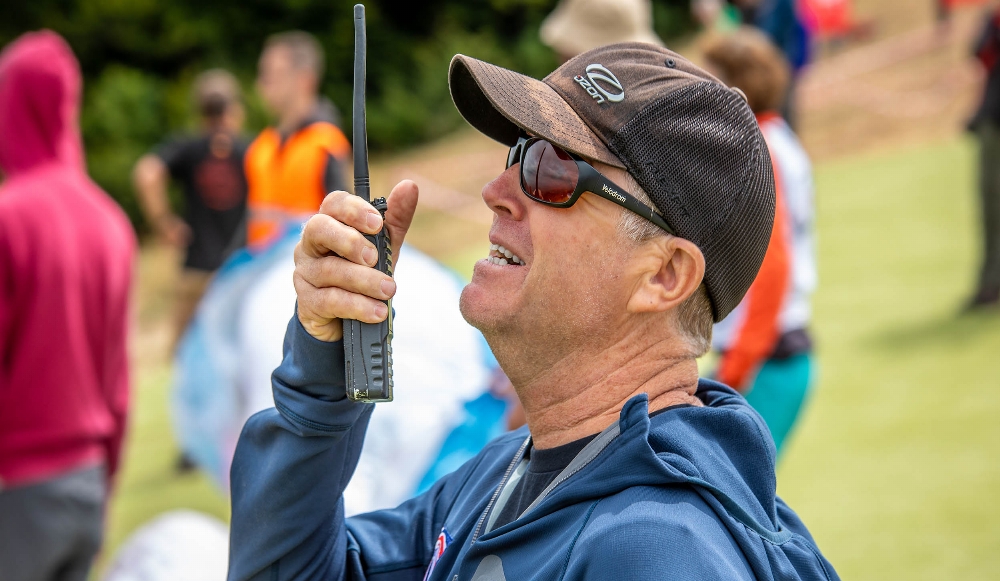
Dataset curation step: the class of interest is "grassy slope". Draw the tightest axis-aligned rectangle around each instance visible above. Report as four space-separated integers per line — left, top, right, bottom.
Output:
778 136 1000 580
101 136 999 579
101 366 229 565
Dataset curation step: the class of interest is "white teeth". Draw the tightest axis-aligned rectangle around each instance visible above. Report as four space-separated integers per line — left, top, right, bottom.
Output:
487 243 524 265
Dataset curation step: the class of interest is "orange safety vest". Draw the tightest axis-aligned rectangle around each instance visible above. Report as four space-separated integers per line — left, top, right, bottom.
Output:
244 121 350 248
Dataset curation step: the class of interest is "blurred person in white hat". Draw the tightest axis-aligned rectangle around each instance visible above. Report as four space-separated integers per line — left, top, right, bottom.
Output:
540 0 663 61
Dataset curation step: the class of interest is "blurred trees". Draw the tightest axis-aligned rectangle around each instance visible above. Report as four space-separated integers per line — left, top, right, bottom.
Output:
0 0 693 229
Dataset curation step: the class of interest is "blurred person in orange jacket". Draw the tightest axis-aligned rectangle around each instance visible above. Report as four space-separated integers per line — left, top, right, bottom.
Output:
0 31 136 581
703 27 817 454
133 70 249 351
968 5 1000 309
247 31 350 250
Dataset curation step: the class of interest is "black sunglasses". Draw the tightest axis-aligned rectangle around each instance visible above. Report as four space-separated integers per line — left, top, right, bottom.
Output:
506 136 674 235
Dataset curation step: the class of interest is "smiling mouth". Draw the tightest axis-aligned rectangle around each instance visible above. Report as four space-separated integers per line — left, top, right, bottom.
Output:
487 243 525 266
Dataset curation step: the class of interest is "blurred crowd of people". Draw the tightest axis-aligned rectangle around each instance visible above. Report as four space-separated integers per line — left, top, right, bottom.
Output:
1 0 997 579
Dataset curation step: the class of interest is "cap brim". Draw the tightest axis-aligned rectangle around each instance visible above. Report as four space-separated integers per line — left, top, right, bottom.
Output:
449 54 625 169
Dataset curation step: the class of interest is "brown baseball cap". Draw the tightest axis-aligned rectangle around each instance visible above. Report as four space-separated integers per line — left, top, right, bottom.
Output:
448 42 775 322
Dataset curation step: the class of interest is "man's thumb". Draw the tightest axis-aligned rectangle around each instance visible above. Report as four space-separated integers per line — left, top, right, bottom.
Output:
385 180 418 257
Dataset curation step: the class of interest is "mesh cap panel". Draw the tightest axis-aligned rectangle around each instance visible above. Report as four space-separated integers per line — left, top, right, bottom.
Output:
610 82 775 321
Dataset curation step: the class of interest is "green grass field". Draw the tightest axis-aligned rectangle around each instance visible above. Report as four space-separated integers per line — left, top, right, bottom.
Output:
778 136 1000 579
101 136 999 579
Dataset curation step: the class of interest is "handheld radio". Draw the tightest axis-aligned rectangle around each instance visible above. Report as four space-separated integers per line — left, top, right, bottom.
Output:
344 3 394 403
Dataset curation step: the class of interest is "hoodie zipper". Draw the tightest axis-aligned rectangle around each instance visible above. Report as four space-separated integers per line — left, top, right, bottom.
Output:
471 436 531 544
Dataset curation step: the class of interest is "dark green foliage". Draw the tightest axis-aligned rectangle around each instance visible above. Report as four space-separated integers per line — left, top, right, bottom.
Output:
0 0 693 229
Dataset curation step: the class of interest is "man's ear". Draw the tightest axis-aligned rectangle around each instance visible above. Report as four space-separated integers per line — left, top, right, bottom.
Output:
626 236 706 314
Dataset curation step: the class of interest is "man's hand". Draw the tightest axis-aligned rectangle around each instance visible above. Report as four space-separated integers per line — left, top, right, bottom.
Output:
294 180 419 342
154 213 191 247
133 154 190 248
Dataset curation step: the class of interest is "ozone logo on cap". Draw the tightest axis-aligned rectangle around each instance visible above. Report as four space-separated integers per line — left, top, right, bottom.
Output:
573 64 625 105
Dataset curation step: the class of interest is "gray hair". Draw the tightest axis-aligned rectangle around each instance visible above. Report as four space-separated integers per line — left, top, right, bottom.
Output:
616 173 713 356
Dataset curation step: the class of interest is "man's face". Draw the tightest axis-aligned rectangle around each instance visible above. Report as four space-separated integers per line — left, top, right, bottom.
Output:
459 157 641 371
256 46 303 116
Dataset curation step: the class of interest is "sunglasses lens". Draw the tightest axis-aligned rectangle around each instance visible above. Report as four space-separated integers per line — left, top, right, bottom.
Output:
521 140 578 204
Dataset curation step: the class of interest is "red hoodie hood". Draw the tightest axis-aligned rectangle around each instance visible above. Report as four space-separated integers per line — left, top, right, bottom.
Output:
0 30 85 177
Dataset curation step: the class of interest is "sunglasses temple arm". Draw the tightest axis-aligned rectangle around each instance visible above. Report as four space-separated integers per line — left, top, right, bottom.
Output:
578 164 676 236
644 207 675 235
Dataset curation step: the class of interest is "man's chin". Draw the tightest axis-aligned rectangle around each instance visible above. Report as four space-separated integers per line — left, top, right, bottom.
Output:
459 281 511 335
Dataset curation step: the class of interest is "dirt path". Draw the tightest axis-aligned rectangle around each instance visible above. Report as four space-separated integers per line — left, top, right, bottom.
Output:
797 3 986 159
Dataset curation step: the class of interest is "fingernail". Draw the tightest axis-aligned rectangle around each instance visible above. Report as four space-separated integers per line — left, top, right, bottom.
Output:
374 303 388 319
380 278 396 297
367 211 382 231
362 246 377 266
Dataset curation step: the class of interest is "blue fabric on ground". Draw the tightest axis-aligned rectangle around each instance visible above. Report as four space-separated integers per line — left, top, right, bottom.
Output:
744 353 815 453
172 227 302 488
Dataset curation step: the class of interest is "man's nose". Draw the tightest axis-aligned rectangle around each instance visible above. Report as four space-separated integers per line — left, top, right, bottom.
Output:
482 165 527 222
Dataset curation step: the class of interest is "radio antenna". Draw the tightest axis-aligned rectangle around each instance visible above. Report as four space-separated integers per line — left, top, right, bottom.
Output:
353 3 369 202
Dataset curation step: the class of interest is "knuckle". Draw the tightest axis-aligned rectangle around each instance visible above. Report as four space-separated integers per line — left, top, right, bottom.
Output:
303 212 326 234
320 256 348 285
338 227 367 260
310 286 343 319
351 294 378 323
321 189 348 211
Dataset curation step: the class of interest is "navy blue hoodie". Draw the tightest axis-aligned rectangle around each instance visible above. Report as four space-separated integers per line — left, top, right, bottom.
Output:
228 316 839 580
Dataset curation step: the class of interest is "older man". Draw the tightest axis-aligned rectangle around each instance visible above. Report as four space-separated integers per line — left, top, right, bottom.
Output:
228 44 838 580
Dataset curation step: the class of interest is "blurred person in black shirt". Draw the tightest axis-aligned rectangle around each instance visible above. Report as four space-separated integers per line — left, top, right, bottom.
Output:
133 69 250 347
969 6 1000 309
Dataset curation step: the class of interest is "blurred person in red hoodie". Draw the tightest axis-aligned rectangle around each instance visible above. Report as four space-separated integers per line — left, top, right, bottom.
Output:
703 28 817 455
0 31 136 581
